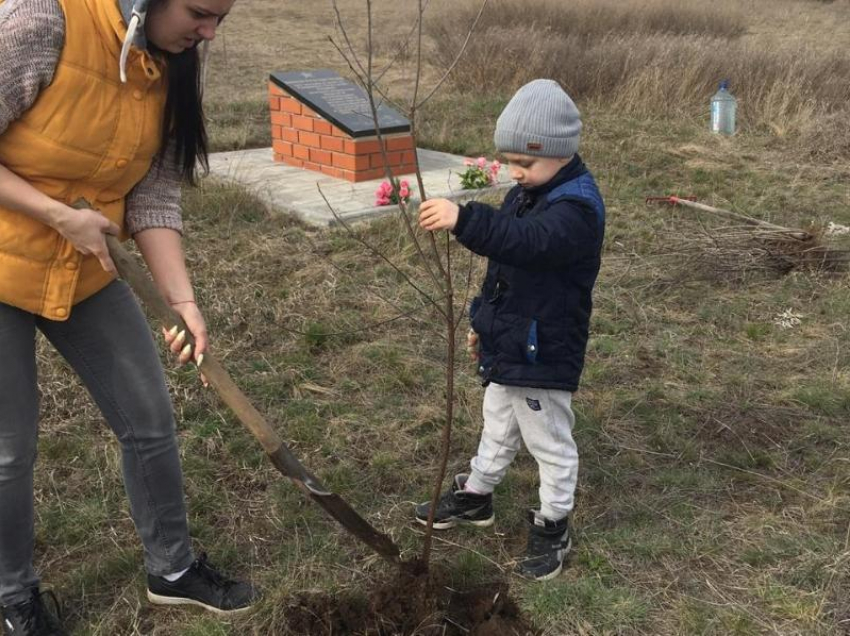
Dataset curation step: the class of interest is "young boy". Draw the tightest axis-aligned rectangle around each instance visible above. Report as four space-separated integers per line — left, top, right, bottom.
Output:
417 79 605 581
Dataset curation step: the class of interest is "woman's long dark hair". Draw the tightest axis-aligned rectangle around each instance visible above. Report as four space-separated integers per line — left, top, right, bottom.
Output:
147 0 209 186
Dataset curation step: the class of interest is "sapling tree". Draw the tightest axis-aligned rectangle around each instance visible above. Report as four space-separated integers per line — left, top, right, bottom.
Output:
324 0 489 567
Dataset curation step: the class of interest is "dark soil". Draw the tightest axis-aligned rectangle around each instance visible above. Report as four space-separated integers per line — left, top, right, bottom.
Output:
284 562 538 635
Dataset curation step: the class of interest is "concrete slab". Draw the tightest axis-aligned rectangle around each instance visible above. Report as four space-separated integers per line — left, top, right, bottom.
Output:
206 147 513 226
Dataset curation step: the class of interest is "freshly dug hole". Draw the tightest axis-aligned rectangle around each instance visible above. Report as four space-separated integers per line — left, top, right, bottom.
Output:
284 563 537 635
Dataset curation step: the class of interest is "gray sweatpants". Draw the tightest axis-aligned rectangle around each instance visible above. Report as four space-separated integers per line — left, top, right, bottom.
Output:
0 281 193 605
466 383 578 521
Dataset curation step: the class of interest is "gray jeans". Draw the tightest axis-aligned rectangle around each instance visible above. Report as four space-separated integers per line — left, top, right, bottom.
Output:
0 281 193 605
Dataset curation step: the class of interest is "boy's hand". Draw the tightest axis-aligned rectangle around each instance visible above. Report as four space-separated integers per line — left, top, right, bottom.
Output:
466 328 479 361
419 198 459 231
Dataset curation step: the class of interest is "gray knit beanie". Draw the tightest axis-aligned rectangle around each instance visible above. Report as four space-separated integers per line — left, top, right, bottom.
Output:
494 80 581 158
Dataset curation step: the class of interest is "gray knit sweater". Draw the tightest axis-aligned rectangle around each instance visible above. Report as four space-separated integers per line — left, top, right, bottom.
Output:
0 0 183 235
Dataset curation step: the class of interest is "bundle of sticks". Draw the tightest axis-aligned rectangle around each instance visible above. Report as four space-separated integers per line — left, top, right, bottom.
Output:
649 196 850 279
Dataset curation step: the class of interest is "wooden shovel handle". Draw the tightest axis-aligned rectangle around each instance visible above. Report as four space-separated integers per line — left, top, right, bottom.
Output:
71 199 402 565
669 196 812 241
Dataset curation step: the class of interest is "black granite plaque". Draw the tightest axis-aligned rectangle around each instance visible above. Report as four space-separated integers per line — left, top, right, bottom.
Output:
270 69 410 138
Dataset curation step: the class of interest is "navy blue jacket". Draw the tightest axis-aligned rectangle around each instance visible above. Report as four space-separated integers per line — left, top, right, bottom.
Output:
453 155 605 391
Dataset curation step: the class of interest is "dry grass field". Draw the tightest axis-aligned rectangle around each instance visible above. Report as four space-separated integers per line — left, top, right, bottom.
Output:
28 0 850 634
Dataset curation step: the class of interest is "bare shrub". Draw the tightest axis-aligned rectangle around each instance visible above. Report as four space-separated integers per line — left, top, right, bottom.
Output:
659 225 850 282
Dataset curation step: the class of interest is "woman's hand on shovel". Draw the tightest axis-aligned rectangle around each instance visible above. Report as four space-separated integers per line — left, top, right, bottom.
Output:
161 300 209 387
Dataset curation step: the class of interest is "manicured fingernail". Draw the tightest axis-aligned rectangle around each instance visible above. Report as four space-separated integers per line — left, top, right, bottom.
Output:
168 325 179 337
175 330 186 345
181 344 192 357
196 353 204 367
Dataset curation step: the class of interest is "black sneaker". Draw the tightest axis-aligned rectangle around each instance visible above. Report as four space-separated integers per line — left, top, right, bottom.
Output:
415 474 494 530
516 511 571 581
146 553 259 616
1 588 67 636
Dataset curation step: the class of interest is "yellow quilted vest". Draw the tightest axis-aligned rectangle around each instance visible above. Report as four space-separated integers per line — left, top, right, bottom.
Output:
0 0 167 320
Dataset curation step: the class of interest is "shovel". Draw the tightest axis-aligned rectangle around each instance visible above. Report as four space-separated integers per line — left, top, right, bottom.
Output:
646 195 812 241
72 200 402 566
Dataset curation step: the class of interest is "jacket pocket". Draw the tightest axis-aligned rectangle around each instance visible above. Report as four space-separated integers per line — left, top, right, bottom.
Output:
525 319 538 364
536 321 585 363
491 312 538 364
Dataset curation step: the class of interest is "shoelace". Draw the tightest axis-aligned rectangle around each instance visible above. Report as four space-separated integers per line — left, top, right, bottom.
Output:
435 487 464 514
12 589 62 632
526 531 566 559
194 553 237 591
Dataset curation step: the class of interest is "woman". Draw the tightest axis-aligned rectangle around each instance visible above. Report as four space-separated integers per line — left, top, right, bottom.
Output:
0 0 258 632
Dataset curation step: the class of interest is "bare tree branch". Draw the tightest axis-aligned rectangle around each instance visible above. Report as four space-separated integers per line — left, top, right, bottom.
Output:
406 0 448 275
454 247 477 334
331 0 368 78
299 225 435 332
282 295 449 338
358 5 447 291
373 0 433 85
412 0 424 113
316 184 448 320
328 0 495 570
416 0 489 110
421 227 457 563
325 23 430 282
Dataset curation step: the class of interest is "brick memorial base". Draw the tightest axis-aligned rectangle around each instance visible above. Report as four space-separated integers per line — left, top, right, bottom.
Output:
269 70 417 183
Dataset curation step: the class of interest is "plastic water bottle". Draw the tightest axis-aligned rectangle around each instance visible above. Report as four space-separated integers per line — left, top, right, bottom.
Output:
710 80 737 135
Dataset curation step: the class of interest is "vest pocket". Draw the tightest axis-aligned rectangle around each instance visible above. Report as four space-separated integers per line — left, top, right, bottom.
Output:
0 212 61 262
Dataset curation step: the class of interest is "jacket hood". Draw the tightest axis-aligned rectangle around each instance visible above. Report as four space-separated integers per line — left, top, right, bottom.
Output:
118 0 149 49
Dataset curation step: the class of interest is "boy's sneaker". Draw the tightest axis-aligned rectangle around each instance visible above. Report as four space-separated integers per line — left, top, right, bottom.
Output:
147 553 259 616
516 511 571 581
415 474 494 530
1 588 67 636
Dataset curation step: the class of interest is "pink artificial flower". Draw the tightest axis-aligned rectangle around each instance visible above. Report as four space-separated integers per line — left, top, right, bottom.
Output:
400 180 409 188
399 186 410 198
379 181 393 194
376 195 391 206
476 156 487 169
463 158 475 167
491 160 501 172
